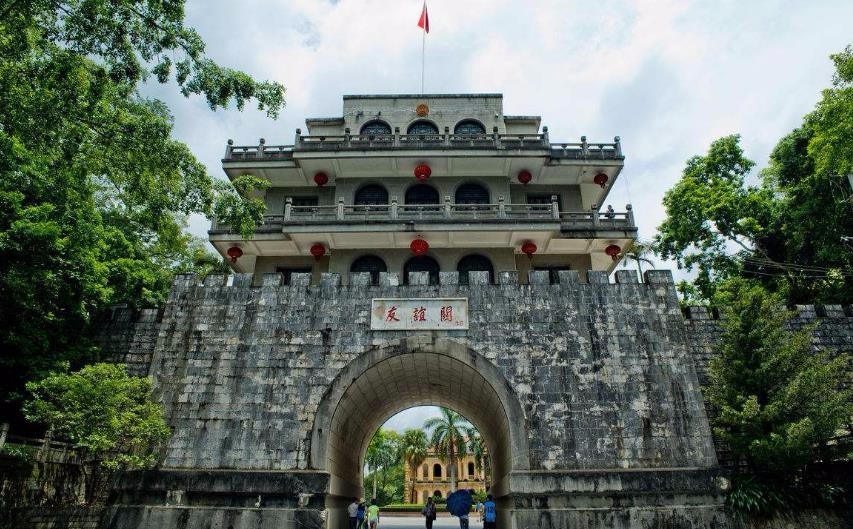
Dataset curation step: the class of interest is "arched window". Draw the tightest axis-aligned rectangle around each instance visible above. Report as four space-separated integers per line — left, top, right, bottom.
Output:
433 464 443 478
405 256 440 285
407 120 439 135
454 119 485 135
457 254 494 285
433 490 442 499
468 462 475 477
455 183 489 205
354 184 388 205
405 184 439 205
360 120 391 135
422 463 429 479
350 255 387 285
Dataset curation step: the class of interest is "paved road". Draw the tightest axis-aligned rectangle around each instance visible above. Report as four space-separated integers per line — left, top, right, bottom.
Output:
367 516 483 528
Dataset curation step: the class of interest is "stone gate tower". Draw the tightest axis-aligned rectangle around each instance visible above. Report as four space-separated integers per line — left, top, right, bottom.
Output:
102 95 727 529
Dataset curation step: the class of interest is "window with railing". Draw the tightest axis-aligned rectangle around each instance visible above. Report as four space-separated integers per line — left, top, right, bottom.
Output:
276 267 313 285
407 120 439 135
454 119 486 135
457 254 494 285
354 184 389 206
405 184 440 212
350 255 387 285
360 120 391 135
406 256 440 285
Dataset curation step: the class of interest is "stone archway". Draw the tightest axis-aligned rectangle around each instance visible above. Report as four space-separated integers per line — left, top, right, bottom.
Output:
310 337 528 528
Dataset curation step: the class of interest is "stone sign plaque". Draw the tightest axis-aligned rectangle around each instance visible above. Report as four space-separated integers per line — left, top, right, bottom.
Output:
370 298 468 330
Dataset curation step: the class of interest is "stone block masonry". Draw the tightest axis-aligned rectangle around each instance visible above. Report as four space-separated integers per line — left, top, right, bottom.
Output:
98 269 751 529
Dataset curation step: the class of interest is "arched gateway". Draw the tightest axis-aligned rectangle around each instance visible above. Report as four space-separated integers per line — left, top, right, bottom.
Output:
311 339 528 527
101 269 728 529
103 93 728 529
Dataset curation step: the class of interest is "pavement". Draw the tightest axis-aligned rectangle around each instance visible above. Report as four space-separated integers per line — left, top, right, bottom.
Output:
369 516 484 528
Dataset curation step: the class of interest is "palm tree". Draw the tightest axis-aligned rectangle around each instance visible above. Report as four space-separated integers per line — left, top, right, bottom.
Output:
468 435 491 487
621 239 656 277
424 408 475 492
401 429 427 503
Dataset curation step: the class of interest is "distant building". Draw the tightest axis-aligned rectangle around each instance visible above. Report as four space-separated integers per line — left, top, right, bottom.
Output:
404 446 486 503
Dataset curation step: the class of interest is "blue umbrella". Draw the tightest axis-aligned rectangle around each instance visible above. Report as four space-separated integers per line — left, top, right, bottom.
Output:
446 489 473 517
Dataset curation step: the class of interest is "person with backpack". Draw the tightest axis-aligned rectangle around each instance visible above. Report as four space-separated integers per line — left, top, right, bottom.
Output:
356 500 366 529
421 496 437 529
483 494 497 529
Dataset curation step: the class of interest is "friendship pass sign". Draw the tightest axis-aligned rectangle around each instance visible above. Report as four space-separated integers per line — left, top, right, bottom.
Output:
371 298 469 330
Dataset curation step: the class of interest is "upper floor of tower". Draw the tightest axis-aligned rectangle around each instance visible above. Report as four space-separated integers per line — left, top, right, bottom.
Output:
212 93 635 283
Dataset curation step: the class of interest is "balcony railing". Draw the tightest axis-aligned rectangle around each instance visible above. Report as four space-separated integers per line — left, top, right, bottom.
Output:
223 128 622 161
210 199 635 233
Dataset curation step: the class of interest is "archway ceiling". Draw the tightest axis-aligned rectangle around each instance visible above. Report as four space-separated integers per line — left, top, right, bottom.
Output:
325 352 512 491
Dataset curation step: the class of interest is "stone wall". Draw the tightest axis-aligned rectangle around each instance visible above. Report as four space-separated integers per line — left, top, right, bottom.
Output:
95 307 162 377
98 268 731 529
683 303 852 386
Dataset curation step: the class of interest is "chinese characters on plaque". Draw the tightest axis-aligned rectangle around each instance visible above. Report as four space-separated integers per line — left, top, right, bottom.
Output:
370 298 469 330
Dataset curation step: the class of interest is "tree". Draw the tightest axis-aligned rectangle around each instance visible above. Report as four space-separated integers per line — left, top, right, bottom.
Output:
705 279 851 508
424 408 475 492
468 434 491 488
401 428 427 503
655 135 775 301
0 1 284 421
23 363 171 502
620 239 656 277
655 45 853 305
364 429 402 502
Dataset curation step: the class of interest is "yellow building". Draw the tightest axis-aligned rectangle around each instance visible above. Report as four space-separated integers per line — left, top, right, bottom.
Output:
404 447 487 504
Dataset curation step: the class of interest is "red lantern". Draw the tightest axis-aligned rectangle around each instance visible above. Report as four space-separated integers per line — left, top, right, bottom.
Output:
593 173 608 188
414 164 432 181
310 243 326 260
410 238 429 256
521 241 537 259
313 172 329 186
605 244 621 260
227 246 243 263
517 170 532 184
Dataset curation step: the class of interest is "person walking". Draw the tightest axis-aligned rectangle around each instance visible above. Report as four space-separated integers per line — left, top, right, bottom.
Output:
367 498 380 529
421 496 437 529
483 494 497 529
347 498 359 529
356 500 366 529
476 500 484 522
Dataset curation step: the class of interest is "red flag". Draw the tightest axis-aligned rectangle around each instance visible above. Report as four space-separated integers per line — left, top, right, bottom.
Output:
417 2 429 33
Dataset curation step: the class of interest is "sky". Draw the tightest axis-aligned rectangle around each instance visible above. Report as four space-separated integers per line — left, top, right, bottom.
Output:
142 0 852 431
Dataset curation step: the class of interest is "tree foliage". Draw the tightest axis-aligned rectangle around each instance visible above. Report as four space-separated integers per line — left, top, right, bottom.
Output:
655 45 853 305
424 408 475 492
23 363 170 470
401 428 428 503
364 428 403 503
706 280 851 473
0 0 282 419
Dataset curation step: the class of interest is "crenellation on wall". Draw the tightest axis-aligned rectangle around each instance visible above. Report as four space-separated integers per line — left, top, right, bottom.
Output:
95 268 853 529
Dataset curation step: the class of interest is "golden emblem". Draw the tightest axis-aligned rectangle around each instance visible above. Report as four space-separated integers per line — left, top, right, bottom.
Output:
416 103 429 117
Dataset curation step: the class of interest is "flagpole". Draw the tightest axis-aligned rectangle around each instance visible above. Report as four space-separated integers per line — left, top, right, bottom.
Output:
421 28 425 94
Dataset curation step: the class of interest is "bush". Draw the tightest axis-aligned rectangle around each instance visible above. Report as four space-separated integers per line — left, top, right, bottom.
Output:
23 363 170 470
727 475 786 519
381 504 424 512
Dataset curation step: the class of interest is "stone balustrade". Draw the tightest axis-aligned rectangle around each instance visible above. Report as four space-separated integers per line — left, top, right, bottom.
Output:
223 131 622 160
210 202 635 233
